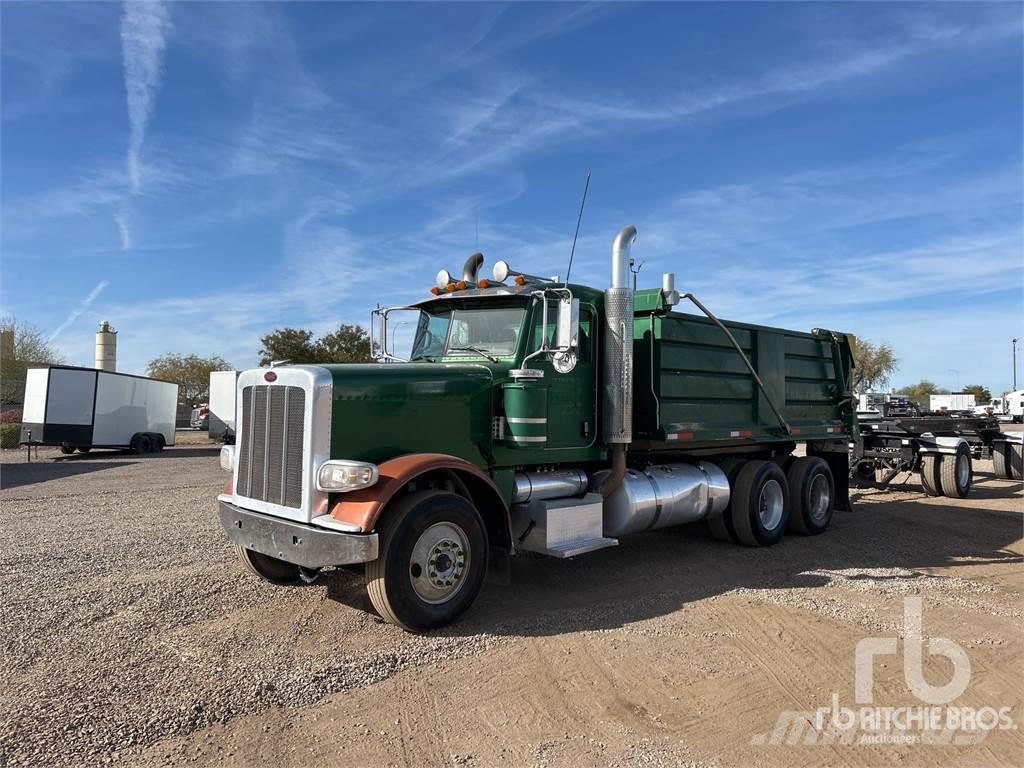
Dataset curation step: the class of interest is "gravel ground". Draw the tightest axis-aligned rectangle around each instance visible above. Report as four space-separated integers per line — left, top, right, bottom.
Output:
1 439 1021 767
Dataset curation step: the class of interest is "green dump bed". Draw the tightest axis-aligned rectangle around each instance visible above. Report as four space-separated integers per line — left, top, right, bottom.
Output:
631 291 855 449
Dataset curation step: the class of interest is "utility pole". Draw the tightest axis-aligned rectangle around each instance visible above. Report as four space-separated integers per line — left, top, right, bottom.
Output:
1013 338 1019 391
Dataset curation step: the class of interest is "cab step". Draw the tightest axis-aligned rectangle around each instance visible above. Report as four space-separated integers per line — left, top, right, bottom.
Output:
511 493 618 558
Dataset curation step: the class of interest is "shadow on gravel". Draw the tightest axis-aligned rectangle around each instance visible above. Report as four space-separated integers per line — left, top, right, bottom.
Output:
0 461 137 489
319 475 1024 638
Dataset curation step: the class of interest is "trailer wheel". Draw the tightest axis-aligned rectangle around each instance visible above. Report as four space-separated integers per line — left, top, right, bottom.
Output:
786 457 834 535
151 435 165 452
993 443 1011 479
1008 443 1023 481
706 457 745 543
60 444 75 455
730 460 789 547
236 546 301 585
919 455 942 496
939 445 972 498
366 490 487 632
131 434 153 455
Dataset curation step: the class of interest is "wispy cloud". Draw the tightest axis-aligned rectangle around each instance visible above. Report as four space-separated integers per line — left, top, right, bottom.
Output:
49 280 110 342
120 0 171 193
114 214 132 250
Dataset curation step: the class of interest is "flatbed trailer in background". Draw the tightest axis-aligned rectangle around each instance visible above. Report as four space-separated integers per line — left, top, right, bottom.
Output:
852 413 1023 496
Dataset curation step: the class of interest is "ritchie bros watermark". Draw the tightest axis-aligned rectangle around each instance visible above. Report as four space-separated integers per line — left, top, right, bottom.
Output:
753 597 1016 747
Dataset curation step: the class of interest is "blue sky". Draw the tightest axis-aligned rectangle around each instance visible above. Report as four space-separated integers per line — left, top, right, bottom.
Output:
2 2 1022 393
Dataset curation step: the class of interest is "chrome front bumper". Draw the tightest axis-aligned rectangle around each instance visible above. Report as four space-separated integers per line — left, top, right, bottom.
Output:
218 500 378 568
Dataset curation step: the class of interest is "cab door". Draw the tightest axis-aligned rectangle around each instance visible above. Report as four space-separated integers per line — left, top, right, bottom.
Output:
530 302 598 449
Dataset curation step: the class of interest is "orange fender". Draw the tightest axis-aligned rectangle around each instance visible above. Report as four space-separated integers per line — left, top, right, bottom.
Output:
330 453 511 546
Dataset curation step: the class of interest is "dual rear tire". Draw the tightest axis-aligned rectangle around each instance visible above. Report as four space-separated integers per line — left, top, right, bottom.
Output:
920 445 973 498
708 456 834 547
993 442 1023 481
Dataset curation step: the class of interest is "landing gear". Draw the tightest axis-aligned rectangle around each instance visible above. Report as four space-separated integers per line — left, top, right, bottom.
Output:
366 491 487 632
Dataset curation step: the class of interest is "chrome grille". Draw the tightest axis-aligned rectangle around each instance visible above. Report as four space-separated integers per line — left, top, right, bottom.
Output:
237 385 305 508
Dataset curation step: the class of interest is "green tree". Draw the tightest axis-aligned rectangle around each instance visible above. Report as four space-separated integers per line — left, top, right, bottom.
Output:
258 328 317 366
896 380 949 409
848 336 898 393
962 384 992 404
146 353 233 405
259 324 371 366
0 316 67 404
315 324 371 363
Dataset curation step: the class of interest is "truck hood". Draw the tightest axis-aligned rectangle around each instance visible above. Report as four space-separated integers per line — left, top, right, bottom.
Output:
320 363 495 467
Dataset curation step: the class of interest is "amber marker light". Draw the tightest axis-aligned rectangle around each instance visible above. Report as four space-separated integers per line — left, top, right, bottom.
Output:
456 280 468 290
477 279 490 289
430 287 441 295
514 275 526 285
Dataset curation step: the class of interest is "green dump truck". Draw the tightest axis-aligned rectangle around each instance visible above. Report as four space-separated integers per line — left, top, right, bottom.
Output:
217 226 855 631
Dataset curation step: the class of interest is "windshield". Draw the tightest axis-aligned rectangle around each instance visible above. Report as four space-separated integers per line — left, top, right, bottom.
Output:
410 305 526 361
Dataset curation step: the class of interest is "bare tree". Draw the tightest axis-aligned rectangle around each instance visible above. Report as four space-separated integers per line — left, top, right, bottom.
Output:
0 316 67 404
848 336 898 394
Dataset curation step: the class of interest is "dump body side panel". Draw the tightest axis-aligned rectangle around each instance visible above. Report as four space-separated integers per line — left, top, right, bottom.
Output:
633 308 852 449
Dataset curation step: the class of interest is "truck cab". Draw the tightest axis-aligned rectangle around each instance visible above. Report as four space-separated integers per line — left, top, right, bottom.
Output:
217 226 854 631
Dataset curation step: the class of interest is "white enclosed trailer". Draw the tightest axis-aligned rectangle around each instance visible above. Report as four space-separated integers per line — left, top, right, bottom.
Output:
929 392 976 413
20 366 177 454
208 370 239 443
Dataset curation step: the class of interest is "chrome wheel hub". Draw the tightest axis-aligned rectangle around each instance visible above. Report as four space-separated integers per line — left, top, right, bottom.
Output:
410 522 470 604
808 474 830 522
758 479 785 531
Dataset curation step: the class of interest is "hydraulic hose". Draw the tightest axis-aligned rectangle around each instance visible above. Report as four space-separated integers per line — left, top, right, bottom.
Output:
678 293 792 436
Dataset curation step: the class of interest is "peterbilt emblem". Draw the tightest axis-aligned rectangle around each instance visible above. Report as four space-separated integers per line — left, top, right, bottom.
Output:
264 371 278 382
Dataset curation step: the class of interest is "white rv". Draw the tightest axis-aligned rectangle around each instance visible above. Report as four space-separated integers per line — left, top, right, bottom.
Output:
208 370 239 443
20 366 177 454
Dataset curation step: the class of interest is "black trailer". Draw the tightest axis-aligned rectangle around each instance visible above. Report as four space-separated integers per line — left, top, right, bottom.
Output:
851 413 1022 497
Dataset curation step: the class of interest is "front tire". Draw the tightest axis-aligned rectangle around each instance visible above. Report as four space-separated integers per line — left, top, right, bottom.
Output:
939 445 972 498
366 491 487 632
236 546 301 585
730 460 789 547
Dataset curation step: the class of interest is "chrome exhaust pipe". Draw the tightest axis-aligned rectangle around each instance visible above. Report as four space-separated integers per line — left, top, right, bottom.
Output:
462 252 484 283
603 225 637 445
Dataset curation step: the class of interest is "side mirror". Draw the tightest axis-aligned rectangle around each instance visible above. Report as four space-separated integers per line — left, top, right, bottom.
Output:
555 297 579 351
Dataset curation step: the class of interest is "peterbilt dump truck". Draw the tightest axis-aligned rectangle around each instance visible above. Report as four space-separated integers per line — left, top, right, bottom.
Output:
217 226 856 631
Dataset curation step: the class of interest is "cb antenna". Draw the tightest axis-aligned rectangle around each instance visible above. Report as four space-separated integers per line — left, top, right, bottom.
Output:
563 170 591 286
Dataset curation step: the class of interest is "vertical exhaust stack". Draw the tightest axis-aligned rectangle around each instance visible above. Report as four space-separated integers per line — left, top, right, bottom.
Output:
95 321 117 372
603 225 637 445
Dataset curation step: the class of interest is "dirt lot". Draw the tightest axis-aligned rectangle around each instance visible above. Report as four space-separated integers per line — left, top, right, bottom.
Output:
1 436 1021 767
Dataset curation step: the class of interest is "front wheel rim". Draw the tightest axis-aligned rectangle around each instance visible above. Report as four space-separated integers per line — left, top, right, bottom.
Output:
758 479 785 530
409 522 471 605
